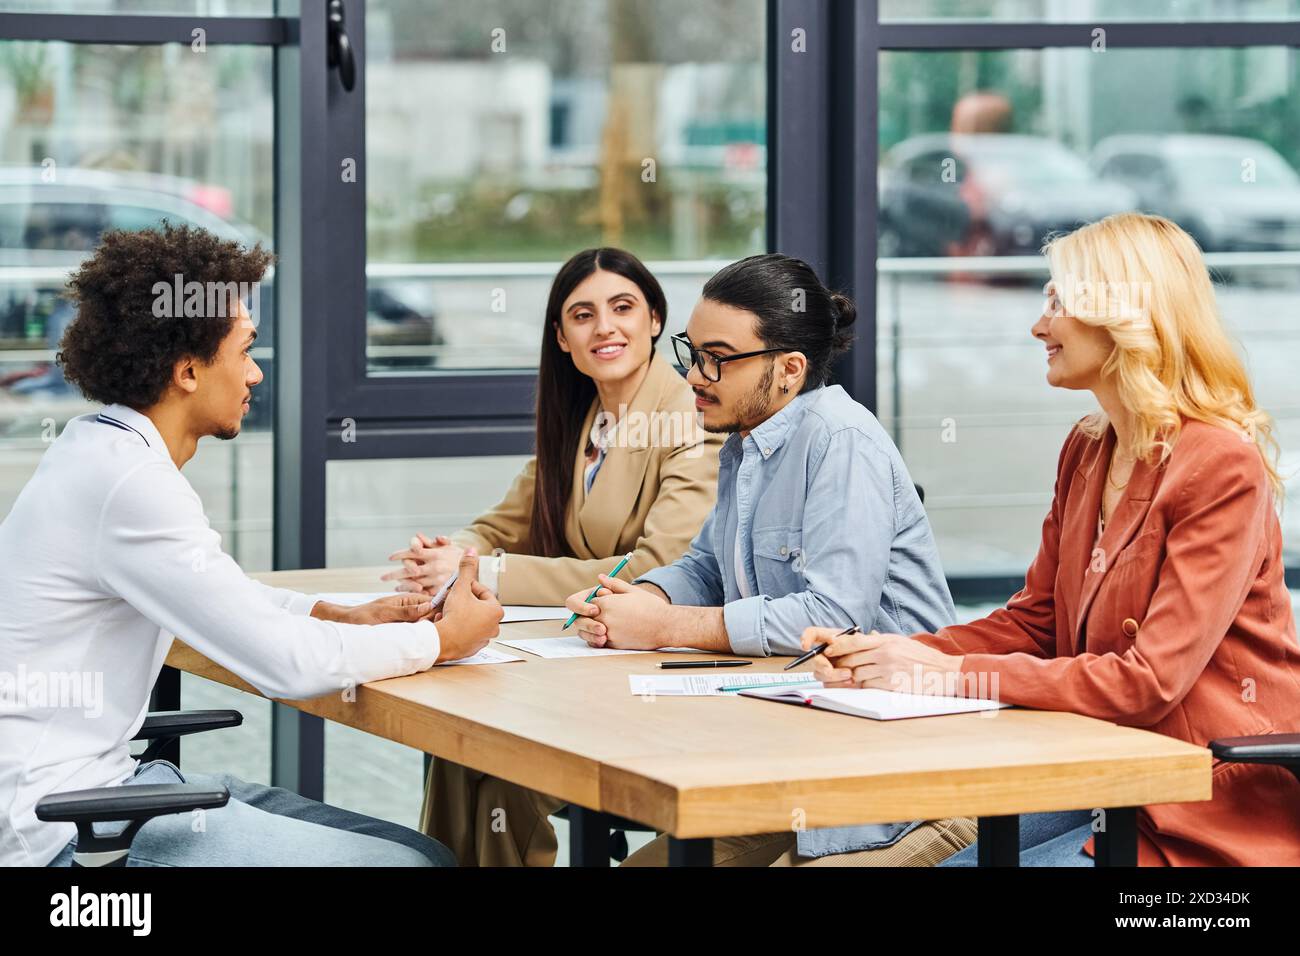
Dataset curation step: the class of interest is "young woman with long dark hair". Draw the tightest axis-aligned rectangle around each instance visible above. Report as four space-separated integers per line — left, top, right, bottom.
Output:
383 247 720 606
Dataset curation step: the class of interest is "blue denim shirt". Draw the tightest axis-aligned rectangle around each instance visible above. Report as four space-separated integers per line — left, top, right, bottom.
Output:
636 384 956 858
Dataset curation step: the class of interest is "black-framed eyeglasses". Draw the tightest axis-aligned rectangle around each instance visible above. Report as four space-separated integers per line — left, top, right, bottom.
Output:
670 333 784 383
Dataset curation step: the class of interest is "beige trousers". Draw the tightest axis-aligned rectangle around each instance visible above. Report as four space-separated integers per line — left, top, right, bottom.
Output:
420 757 977 867
420 757 567 867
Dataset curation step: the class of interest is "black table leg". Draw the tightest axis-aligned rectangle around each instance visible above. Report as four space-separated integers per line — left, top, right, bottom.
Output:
668 836 712 867
1093 806 1138 866
568 806 613 867
977 814 1020 866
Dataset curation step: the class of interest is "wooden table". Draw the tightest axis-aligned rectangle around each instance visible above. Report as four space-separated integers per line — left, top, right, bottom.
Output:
165 567 1213 866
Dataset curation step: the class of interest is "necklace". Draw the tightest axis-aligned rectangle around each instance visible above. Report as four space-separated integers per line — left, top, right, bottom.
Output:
1101 449 1136 533
1107 450 1135 491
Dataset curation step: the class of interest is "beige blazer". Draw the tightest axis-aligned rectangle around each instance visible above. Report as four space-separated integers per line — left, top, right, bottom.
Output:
451 353 723 605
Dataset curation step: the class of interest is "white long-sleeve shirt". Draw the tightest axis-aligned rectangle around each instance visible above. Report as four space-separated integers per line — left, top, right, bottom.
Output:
0 404 441 866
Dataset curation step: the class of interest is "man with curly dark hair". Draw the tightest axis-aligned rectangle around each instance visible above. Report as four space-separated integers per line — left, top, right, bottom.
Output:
0 224 503 867
58 222 273 436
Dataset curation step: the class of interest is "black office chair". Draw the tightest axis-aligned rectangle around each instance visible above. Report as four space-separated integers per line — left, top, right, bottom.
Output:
1210 733 1300 782
35 710 241 867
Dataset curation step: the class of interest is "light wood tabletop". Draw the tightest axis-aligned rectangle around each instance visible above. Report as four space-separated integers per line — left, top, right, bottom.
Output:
165 567 1213 856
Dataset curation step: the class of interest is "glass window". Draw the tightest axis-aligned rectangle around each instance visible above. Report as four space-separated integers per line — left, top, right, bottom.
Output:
0 1 272 13
173 671 271 783
881 0 1300 22
325 454 532 568
0 40 276 571
364 0 767 374
877 46 1300 578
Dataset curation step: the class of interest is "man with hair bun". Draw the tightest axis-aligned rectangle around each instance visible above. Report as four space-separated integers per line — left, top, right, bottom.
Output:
544 253 965 867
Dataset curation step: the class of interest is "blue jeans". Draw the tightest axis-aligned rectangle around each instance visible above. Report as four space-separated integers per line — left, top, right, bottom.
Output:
46 759 455 867
938 810 1095 867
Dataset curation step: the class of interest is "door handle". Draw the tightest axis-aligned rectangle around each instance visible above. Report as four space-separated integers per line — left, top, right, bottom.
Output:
327 0 356 92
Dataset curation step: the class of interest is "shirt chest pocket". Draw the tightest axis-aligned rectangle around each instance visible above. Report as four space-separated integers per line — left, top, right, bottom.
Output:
751 526 805 590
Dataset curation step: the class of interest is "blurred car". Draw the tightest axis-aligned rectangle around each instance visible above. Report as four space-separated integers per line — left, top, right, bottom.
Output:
0 166 442 431
878 133 1136 257
1091 134 1300 252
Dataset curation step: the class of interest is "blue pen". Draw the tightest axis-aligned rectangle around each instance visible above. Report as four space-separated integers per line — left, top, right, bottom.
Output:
563 552 634 629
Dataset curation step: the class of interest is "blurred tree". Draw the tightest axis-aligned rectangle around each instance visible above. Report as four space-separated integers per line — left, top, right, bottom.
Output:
594 0 658 245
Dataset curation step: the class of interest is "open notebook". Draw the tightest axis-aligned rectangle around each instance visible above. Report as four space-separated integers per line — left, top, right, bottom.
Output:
739 685 1011 720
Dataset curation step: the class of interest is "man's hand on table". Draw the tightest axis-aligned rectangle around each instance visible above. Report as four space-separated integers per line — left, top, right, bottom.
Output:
430 550 504 663
311 593 435 625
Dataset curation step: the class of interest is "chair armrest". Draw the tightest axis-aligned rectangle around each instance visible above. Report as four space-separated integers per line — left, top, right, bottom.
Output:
36 783 230 824
1210 733 1300 772
133 709 243 764
133 709 243 742
36 783 230 867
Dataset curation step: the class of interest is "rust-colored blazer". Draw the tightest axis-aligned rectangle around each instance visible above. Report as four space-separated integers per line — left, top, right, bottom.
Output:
917 418 1300 866
451 353 723 605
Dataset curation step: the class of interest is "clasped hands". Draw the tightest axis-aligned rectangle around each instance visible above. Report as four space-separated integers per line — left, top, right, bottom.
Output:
382 532 464 595
563 574 674 649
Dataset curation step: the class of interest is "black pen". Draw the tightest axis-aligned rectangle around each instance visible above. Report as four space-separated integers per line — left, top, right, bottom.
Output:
783 625 860 671
659 660 752 669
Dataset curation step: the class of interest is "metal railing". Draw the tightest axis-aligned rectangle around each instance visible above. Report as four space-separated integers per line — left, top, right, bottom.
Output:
875 251 1300 453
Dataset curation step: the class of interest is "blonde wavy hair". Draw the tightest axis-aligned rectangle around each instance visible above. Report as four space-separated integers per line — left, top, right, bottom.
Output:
1043 212 1283 502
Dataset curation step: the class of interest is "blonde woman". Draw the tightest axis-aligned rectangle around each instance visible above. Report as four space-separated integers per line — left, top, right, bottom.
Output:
802 212 1300 866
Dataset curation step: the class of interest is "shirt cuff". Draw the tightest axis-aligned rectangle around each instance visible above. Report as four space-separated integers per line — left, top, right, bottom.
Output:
722 596 767 657
287 591 321 617
476 555 499 597
421 619 443 665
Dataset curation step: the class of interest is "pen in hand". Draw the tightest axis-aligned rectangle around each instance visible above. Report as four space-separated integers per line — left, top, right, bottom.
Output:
783 625 861 671
563 552 634 630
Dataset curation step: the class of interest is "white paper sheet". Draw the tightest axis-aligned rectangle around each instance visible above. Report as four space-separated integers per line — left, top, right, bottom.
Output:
740 685 1010 719
497 637 704 659
436 646 525 667
312 593 570 625
500 606 572 624
627 672 821 697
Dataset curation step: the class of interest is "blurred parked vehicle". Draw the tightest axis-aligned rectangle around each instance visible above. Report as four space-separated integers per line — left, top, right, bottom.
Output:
0 166 443 432
1092 134 1300 252
878 133 1136 258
